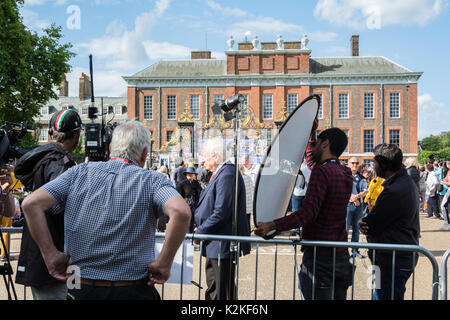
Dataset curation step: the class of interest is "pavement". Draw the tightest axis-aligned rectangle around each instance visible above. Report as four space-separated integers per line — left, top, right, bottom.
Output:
1 211 449 300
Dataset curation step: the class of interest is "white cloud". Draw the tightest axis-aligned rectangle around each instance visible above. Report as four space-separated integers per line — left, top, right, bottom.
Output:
206 0 247 17
227 17 303 38
54 0 68 6
308 31 338 42
23 0 47 6
314 0 448 30
77 0 190 72
142 41 191 60
418 93 449 139
67 67 127 97
20 8 50 30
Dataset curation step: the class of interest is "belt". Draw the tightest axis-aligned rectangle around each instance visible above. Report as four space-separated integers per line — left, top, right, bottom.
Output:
79 277 148 287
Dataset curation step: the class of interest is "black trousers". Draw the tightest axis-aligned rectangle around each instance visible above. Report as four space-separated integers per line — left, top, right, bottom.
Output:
299 249 353 300
67 283 160 300
205 257 236 300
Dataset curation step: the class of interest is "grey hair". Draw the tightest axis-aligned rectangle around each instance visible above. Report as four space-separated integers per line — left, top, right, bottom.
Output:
109 120 151 162
404 157 417 168
202 137 226 163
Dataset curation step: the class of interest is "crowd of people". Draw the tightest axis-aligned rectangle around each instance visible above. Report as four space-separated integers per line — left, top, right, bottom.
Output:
0 107 448 301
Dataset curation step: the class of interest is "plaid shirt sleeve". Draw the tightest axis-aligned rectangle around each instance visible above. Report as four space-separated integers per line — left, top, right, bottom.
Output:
41 166 75 207
274 165 327 231
305 140 316 170
152 175 183 218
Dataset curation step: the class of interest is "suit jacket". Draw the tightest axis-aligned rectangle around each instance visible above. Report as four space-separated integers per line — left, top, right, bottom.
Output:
194 162 251 259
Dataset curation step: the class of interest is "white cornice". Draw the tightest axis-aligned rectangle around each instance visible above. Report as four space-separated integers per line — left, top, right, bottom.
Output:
123 72 422 88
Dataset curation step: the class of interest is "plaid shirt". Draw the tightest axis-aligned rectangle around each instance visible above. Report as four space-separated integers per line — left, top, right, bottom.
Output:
274 142 353 255
42 159 180 281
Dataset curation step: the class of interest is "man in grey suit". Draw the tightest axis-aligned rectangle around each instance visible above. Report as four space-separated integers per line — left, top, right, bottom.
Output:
194 138 250 300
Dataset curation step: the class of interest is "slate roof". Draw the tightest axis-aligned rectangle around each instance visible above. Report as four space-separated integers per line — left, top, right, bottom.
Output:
128 56 415 78
310 56 412 75
132 59 227 77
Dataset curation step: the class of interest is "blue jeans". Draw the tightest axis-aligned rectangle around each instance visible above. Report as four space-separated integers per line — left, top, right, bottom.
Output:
346 204 363 245
291 195 305 212
373 265 413 300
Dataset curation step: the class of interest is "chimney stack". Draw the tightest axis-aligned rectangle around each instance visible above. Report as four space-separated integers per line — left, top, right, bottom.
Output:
351 35 359 56
191 50 212 59
79 73 91 100
59 75 68 97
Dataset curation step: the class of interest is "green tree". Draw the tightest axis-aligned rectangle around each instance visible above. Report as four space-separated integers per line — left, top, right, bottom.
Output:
0 0 75 126
419 135 441 152
441 131 450 149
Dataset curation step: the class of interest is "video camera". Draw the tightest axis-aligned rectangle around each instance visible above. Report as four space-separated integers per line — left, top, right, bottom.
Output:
0 122 36 169
84 54 118 162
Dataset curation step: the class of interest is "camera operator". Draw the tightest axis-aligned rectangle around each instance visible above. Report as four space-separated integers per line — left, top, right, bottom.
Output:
14 109 82 300
1 165 15 218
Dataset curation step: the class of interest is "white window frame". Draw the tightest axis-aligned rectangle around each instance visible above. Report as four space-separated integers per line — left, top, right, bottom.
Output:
167 95 177 120
262 94 273 120
239 94 249 120
190 94 200 120
389 129 400 147
213 94 224 104
40 106 49 115
338 93 349 119
363 92 375 119
81 105 89 116
38 128 48 142
287 93 298 114
114 105 123 116
389 92 401 119
143 96 153 120
363 129 374 153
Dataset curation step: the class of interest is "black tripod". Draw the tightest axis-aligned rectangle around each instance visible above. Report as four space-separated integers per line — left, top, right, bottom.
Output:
0 227 18 300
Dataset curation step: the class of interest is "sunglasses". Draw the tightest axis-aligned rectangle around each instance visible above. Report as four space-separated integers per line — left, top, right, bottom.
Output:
350 162 359 165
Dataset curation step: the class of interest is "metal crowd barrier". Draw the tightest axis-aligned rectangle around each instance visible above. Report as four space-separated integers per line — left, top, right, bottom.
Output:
0 228 441 300
441 249 450 300
155 232 440 301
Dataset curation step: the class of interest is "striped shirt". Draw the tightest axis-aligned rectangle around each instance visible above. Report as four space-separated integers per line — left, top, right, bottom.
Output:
42 159 180 281
274 142 353 256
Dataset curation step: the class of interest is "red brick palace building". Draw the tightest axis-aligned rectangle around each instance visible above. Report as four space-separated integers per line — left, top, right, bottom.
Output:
123 35 422 167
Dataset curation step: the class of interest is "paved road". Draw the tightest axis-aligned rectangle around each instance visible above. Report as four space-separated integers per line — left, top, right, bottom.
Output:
1 211 449 300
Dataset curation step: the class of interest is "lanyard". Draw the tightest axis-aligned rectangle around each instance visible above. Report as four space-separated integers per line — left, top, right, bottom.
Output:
110 157 137 166
321 158 339 166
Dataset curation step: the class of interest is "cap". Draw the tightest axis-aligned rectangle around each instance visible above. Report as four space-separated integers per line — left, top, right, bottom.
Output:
49 109 82 133
184 167 198 175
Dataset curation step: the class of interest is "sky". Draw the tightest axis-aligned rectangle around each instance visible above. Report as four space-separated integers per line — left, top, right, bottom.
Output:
19 0 450 139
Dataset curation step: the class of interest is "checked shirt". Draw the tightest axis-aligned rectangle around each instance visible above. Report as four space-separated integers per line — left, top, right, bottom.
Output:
42 159 180 281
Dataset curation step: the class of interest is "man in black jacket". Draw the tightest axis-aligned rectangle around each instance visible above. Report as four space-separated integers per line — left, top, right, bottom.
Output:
359 143 420 300
14 109 82 300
